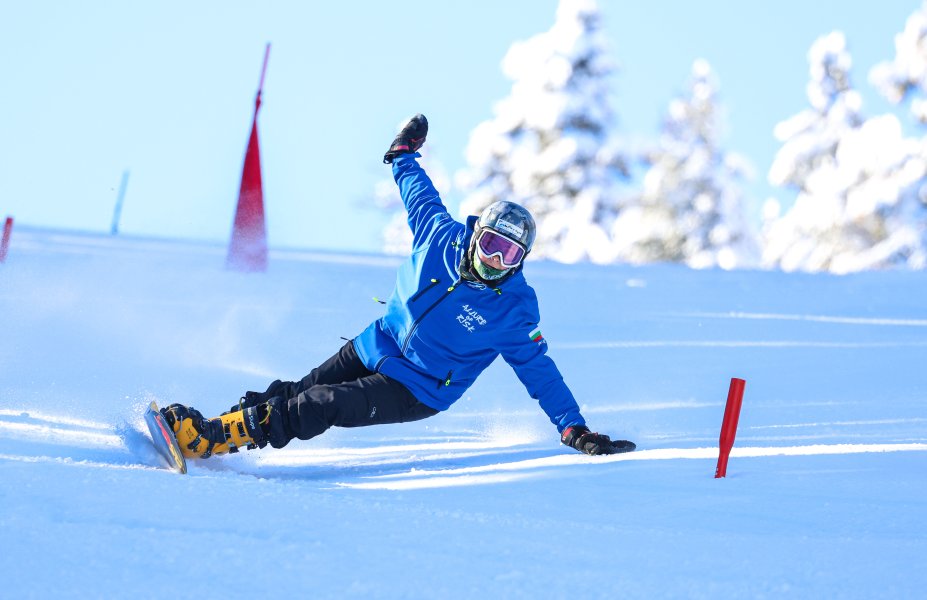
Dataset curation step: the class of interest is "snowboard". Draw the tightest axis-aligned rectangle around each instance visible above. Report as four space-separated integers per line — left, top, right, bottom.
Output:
143 401 187 474
610 439 636 453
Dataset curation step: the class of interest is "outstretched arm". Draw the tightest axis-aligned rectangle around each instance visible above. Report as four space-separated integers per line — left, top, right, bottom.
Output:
382 114 452 249
391 154 450 248
499 313 586 434
500 305 635 455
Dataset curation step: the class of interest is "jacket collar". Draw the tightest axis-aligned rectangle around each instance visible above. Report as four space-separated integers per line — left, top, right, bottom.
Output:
463 215 478 248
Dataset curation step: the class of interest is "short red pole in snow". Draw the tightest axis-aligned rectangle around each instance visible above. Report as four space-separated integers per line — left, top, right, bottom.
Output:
0 216 13 263
715 377 746 478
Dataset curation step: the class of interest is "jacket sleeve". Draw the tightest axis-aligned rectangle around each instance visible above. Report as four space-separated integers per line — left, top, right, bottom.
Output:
498 298 586 434
392 153 452 250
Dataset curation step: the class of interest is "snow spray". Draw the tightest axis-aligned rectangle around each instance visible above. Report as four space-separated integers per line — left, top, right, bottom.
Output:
715 377 746 478
0 216 12 263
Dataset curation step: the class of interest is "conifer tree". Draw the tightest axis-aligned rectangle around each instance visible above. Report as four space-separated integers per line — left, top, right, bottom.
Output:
612 60 758 269
456 0 628 263
765 31 927 272
870 2 927 123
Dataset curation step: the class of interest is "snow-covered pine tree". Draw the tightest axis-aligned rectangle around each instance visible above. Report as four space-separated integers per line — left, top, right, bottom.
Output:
870 2 927 124
765 31 927 272
456 0 628 263
862 2 927 270
767 32 864 195
611 59 758 269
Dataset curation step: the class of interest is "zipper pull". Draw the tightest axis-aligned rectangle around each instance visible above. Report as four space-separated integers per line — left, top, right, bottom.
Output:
438 370 453 388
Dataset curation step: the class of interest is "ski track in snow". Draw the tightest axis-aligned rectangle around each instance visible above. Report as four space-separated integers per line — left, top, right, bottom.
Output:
334 443 927 490
680 311 927 327
559 309 927 350
560 340 927 349
0 407 163 470
1 407 924 490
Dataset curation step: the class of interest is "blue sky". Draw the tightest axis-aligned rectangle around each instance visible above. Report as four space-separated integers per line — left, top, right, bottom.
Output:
1 1 922 253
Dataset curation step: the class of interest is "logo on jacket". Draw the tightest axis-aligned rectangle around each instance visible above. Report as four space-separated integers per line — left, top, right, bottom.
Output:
457 304 487 333
529 327 545 344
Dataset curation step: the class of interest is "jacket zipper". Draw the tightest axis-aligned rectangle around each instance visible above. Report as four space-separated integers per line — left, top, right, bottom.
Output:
401 278 462 354
410 278 440 303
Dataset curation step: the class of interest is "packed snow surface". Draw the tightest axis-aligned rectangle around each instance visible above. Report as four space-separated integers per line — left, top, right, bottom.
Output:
0 228 925 598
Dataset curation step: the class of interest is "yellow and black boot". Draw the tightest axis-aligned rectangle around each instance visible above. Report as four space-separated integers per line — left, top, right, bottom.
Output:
161 403 269 459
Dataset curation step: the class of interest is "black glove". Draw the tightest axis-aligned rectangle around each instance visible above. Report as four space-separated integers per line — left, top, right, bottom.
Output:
383 114 428 164
561 425 636 455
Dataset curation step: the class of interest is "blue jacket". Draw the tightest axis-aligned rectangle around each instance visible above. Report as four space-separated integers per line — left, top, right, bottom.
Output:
353 153 585 433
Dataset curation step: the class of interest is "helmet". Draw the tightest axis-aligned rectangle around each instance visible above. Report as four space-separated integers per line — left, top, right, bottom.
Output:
477 201 537 251
469 201 536 282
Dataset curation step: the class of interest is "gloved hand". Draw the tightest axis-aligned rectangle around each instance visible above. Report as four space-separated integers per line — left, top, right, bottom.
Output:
561 425 636 455
161 403 226 459
383 114 428 164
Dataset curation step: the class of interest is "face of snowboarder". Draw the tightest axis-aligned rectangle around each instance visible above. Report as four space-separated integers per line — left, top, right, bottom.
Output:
471 229 527 281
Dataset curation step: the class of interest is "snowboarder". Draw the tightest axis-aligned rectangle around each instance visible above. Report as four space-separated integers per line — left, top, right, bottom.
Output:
162 114 634 460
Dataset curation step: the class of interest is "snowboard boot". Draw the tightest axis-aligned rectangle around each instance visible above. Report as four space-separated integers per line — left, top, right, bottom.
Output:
162 403 270 459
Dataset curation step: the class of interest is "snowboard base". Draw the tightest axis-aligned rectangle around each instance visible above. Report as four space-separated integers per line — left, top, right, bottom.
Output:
144 401 187 474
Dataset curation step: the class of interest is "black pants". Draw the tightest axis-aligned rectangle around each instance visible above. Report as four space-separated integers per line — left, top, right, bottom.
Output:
243 341 438 448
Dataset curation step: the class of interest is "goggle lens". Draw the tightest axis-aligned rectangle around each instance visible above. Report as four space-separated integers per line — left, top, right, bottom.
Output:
477 230 526 268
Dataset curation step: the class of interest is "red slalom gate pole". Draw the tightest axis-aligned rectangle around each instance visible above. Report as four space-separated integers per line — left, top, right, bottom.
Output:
715 377 746 478
227 43 271 273
0 216 13 263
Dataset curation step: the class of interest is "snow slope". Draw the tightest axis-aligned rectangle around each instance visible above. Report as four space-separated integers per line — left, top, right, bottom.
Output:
1 228 925 598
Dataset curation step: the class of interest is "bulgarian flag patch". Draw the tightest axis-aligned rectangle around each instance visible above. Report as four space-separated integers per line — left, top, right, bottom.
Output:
529 327 544 343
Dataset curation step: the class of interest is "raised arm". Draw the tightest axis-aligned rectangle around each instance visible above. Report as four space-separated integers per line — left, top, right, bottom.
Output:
383 114 451 248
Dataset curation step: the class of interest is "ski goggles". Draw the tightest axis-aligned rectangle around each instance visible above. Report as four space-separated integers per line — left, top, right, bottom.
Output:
476 229 527 269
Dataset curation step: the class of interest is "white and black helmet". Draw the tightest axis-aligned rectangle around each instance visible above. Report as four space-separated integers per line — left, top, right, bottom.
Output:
476 201 537 251
468 201 537 282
